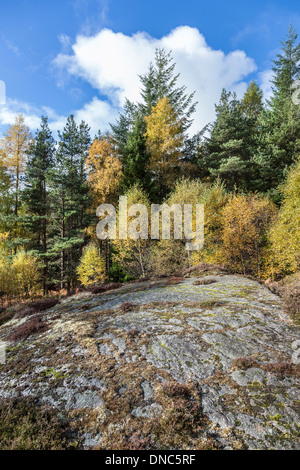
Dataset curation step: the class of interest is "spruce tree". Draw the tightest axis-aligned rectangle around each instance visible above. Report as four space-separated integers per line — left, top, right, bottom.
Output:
256 26 300 200
120 113 151 194
203 89 258 191
139 49 197 132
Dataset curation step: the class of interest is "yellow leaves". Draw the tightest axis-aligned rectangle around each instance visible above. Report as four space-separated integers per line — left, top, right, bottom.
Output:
112 184 151 279
166 179 228 266
0 256 11 297
0 114 32 179
76 244 106 287
0 232 9 252
12 250 40 296
0 247 40 299
85 137 122 206
220 194 276 276
267 157 300 277
144 97 183 187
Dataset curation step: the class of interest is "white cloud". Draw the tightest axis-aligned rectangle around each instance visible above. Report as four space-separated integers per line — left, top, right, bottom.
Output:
54 26 257 133
74 96 119 135
1 26 259 139
0 98 42 130
0 96 117 137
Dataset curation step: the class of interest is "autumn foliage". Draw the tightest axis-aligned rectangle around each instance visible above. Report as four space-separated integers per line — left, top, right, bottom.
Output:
267 157 300 277
76 244 106 288
218 195 276 276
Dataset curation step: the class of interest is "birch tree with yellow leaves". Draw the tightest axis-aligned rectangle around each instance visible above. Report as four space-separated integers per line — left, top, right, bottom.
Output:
85 136 122 273
0 114 32 216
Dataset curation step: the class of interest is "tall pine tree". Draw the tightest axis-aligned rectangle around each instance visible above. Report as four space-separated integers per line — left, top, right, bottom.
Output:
21 116 55 294
50 115 91 291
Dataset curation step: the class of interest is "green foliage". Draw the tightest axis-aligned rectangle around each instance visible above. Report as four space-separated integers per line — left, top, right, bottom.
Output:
267 157 300 277
120 114 151 194
111 49 197 195
0 30 300 298
241 81 264 119
255 26 300 200
139 49 197 132
50 115 92 290
0 160 12 232
203 89 261 191
21 116 55 294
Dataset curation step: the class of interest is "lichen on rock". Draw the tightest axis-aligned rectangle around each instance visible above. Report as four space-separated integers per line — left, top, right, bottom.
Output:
0 274 299 450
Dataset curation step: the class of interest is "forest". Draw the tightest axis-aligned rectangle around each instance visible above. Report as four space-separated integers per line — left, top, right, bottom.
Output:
0 26 299 309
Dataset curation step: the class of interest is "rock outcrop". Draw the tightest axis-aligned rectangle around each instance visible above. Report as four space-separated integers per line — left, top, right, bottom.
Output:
0 273 299 450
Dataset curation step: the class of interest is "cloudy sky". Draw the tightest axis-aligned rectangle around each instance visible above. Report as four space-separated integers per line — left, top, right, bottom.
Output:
1 0 300 137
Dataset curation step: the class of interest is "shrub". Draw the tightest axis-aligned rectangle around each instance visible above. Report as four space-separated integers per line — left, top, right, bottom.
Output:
281 281 300 322
16 298 59 318
262 362 300 378
11 250 40 297
76 244 106 288
149 239 188 277
232 356 259 370
159 381 192 399
112 184 152 279
0 308 15 326
167 276 184 284
0 397 76 450
153 381 203 448
165 178 228 268
182 262 225 277
193 278 217 285
219 194 276 276
88 282 122 295
6 316 48 342
0 256 12 301
124 433 152 450
119 302 135 313
267 157 300 277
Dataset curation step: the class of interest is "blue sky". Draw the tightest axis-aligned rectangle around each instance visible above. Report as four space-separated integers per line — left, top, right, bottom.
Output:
1 0 300 136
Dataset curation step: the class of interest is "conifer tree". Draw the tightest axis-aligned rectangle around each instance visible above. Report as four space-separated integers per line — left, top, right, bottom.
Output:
50 115 91 291
111 49 197 194
203 90 258 191
21 116 55 294
256 26 300 200
139 49 197 132
121 113 151 194
241 81 264 120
